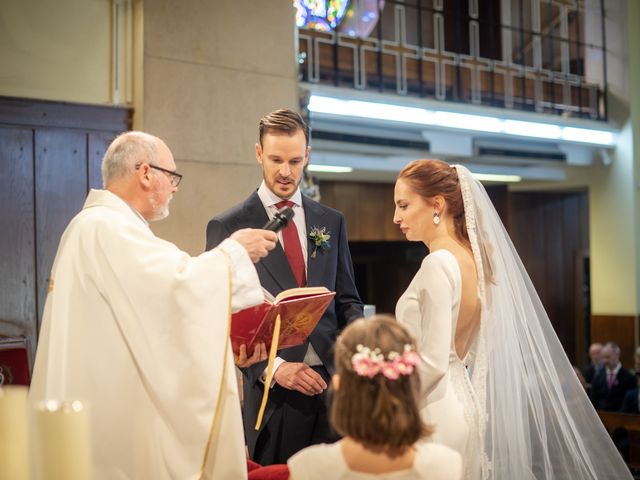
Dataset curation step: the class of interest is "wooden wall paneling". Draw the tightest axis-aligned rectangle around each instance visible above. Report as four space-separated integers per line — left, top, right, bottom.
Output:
508 191 589 364
485 185 509 228
543 194 569 355
355 182 403 241
512 193 547 293
561 193 588 363
0 127 36 346
574 192 590 368
0 96 131 132
319 181 405 241
574 248 590 369
591 315 637 368
35 129 88 329
359 183 386 241
350 241 427 314
88 131 118 190
380 183 405 241
320 181 361 239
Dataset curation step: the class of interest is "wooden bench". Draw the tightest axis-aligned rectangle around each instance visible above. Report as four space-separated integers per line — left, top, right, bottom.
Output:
598 410 640 469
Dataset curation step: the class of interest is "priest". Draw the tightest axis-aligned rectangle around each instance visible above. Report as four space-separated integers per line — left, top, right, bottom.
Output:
29 131 276 479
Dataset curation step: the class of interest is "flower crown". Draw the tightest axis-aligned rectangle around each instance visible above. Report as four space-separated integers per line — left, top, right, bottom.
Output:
351 344 421 380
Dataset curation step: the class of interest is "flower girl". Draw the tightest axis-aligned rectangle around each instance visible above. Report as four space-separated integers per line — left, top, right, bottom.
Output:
287 315 462 480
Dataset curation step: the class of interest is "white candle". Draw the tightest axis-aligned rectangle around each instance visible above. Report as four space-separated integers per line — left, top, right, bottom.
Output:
0 385 29 480
34 400 92 480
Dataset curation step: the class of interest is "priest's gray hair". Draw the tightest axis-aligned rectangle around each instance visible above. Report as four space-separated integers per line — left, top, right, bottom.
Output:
102 131 159 187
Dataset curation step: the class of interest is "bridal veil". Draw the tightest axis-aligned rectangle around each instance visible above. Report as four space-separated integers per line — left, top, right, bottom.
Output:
454 164 632 479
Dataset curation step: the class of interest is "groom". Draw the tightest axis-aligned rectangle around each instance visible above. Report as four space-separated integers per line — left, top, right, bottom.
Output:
205 109 363 465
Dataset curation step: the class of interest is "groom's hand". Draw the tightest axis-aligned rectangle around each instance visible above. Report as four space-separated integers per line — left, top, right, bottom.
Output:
274 362 327 396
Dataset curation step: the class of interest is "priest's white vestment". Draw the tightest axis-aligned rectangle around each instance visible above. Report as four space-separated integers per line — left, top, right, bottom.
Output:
30 189 262 479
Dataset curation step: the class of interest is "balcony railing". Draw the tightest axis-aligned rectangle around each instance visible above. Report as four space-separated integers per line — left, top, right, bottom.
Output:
297 0 607 121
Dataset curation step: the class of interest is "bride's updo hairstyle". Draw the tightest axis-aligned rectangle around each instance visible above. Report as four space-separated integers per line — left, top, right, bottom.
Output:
330 315 431 453
398 159 468 245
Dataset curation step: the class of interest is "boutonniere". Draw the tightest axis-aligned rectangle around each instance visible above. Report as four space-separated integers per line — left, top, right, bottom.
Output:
308 226 331 258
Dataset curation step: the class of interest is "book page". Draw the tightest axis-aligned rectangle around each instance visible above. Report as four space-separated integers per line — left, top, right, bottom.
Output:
274 286 330 304
262 287 275 304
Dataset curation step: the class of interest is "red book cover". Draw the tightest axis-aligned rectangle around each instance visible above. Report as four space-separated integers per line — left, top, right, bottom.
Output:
0 336 31 386
231 287 335 356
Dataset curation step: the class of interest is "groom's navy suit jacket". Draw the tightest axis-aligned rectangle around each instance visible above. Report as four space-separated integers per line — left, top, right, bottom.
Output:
205 191 363 461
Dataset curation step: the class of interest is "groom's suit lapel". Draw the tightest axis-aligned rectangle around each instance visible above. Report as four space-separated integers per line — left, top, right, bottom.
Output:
303 196 327 287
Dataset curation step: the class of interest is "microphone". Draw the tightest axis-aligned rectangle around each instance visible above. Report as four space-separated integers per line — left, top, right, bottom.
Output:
263 206 294 232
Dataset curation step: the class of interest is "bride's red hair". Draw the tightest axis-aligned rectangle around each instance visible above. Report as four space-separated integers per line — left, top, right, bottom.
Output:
398 159 468 245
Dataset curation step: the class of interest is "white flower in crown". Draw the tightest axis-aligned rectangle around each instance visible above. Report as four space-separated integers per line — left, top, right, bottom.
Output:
351 343 421 380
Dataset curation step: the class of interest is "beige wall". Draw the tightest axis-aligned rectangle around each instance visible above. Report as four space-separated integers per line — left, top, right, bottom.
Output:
142 0 299 254
589 122 637 315
512 0 639 317
587 0 638 316
629 0 640 315
0 0 112 104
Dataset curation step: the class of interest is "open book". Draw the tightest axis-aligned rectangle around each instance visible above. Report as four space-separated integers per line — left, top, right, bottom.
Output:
230 286 335 356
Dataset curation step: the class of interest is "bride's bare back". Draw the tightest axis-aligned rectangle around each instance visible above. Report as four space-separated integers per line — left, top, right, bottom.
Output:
432 242 480 360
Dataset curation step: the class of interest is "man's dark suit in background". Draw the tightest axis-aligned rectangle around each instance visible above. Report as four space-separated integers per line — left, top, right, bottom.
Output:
621 388 640 413
590 364 636 411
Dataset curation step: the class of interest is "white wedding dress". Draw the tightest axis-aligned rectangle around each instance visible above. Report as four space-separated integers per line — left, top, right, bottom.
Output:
396 250 482 480
395 164 632 480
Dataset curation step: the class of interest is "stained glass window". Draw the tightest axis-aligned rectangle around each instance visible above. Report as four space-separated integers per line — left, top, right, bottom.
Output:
294 0 351 32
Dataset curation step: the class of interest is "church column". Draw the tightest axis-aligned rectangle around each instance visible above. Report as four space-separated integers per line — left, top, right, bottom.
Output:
140 0 298 254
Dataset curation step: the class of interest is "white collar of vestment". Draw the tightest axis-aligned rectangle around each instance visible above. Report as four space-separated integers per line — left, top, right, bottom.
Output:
257 181 302 209
84 189 149 227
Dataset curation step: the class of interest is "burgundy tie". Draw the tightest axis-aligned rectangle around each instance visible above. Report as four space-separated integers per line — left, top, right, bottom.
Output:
607 371 616 389
275 200 306 287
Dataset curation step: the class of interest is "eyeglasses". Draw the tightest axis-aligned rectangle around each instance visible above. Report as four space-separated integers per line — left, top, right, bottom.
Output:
136 163 183 187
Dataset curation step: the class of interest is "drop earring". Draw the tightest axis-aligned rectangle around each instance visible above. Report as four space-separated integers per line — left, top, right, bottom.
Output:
433 211 440 225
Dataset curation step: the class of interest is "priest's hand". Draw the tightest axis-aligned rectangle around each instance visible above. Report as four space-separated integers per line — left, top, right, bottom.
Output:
231 229 277 263
274 362 327 396
235 343 267 368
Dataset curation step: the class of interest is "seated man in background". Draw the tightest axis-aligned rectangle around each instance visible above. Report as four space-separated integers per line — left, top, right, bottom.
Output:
590 342 636 412
611 378 640 462
621 383 640 413
584 342 603 386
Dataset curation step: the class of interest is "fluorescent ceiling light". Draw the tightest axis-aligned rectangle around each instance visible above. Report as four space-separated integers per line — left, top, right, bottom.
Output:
503 120 561 139
471 172 522 183
562 127 614 145
308 96 432 124
307 95 616 146
433 111 503 133
307 165 354 173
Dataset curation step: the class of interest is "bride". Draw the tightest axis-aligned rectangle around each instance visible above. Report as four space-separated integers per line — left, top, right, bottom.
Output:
394 159 631 480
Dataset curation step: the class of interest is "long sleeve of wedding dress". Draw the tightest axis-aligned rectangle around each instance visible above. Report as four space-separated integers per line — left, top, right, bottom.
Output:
398 252 456 394
397 251 481 480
